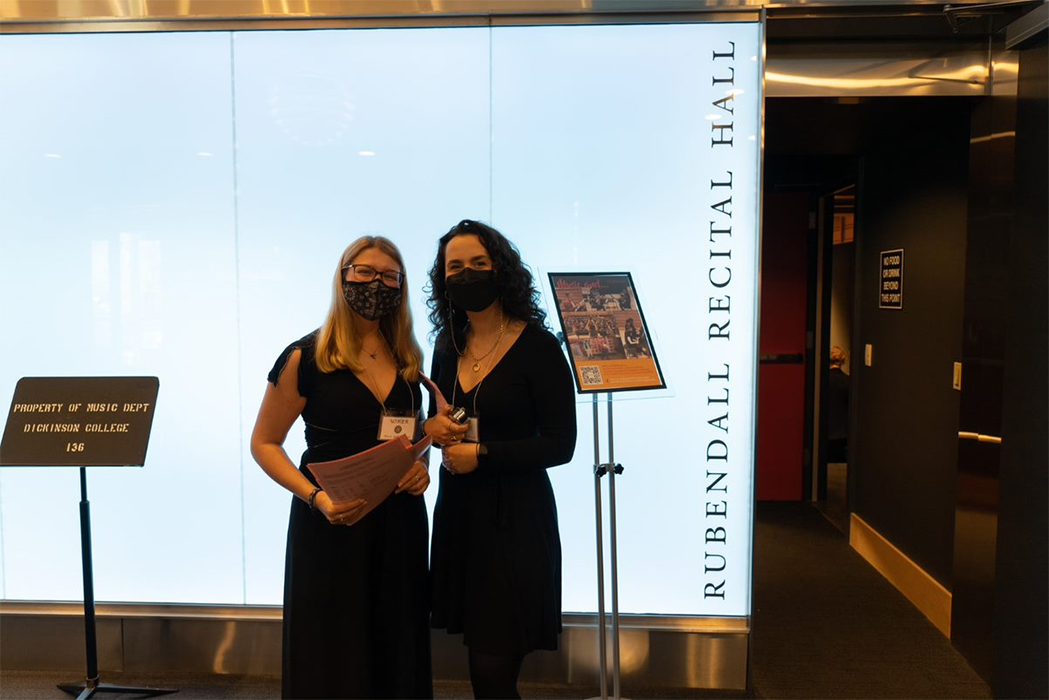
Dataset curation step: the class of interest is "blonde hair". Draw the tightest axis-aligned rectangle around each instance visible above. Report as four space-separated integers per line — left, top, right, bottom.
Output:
315 236 423 382
829 346 847 367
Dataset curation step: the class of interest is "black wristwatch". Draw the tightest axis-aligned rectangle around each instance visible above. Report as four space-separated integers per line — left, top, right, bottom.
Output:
476 443 488 463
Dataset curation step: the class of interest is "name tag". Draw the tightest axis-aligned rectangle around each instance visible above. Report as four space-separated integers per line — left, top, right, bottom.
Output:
463 416 480 443
378 415 417 441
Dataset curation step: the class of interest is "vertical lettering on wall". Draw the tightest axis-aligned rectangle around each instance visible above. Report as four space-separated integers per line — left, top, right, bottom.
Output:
711 42 736 148
703 39 738 602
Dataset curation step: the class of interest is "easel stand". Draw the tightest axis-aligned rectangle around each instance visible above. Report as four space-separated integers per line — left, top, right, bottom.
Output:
57 467 177 700
592 393 626 700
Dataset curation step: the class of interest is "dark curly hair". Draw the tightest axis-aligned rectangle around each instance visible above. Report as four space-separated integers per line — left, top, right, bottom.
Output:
427 219 547 351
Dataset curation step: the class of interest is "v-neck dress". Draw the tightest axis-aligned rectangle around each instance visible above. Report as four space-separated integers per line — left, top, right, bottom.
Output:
428 323 577 654
268 331 432 699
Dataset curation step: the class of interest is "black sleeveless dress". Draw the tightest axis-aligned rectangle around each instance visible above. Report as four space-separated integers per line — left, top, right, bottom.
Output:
268 332 432 699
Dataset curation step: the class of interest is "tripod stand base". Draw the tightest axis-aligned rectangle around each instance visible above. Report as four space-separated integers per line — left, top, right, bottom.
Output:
58 679 178 700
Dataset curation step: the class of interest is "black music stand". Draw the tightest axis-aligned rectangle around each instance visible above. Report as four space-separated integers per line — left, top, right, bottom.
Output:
0 376 176 700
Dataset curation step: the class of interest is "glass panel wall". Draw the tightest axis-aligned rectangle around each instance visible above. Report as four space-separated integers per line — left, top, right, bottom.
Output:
231 28 491 604
0 22 759 615
0 33 242 602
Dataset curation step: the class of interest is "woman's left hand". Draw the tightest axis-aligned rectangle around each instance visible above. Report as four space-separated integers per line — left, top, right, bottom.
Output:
442 443 479 475
395 460 430 496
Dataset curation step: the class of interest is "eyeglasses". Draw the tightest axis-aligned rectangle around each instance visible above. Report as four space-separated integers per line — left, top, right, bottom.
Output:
343 264 404 288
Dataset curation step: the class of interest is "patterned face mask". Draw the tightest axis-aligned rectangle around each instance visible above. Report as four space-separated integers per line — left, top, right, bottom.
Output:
342 279 402 321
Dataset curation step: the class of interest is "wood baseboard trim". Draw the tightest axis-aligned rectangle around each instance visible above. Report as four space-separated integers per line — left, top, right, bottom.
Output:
849 513 952 637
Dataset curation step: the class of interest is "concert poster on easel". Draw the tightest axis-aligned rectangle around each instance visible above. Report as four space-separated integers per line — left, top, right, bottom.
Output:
548 272 666 394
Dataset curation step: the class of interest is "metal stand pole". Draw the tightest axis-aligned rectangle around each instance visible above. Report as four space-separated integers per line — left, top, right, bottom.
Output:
57 468 177 700
591 393 625 700
592 395 609 700
606 395 623 700
80 467 99 687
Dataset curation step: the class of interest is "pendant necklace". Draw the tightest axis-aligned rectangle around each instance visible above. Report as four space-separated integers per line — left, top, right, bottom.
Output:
362 330 386 361
469 318 506 372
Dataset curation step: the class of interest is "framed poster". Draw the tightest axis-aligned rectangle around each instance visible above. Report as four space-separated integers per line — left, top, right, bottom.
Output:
548 272 666 393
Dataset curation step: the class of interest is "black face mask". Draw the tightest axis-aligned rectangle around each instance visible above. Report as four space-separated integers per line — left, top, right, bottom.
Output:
446 268 499 312
342 279 402 321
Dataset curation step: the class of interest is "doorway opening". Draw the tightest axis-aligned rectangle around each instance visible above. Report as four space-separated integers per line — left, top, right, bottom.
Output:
816 185 856 533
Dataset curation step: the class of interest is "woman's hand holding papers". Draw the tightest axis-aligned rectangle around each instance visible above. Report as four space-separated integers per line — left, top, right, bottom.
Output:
315 491 368 526
396 460 430 496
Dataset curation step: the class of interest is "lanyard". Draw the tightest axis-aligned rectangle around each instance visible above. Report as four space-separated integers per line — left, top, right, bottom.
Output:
361 364 414 416
450 321 506 415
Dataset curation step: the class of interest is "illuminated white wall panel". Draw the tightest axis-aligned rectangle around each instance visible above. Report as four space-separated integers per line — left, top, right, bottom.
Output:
491 23 761 616
0 33 243 602
230 28 491 604
0 22 761 617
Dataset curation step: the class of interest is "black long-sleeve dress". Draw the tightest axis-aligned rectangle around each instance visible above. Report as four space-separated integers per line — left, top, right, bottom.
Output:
428 323 577 655
268 332 433 699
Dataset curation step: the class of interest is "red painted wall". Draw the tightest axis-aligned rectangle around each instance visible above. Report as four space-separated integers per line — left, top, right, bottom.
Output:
756 193 809 500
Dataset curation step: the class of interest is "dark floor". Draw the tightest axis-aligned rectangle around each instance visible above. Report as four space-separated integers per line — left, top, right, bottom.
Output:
816 462 849 534
0 674 719 699
751 502 989 700
0 502 990 700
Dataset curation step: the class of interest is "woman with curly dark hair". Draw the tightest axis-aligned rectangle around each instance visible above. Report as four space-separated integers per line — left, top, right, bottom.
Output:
421 219 577 699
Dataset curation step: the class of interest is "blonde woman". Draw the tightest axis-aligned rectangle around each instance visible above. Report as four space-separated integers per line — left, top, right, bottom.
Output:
251 236 432 699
